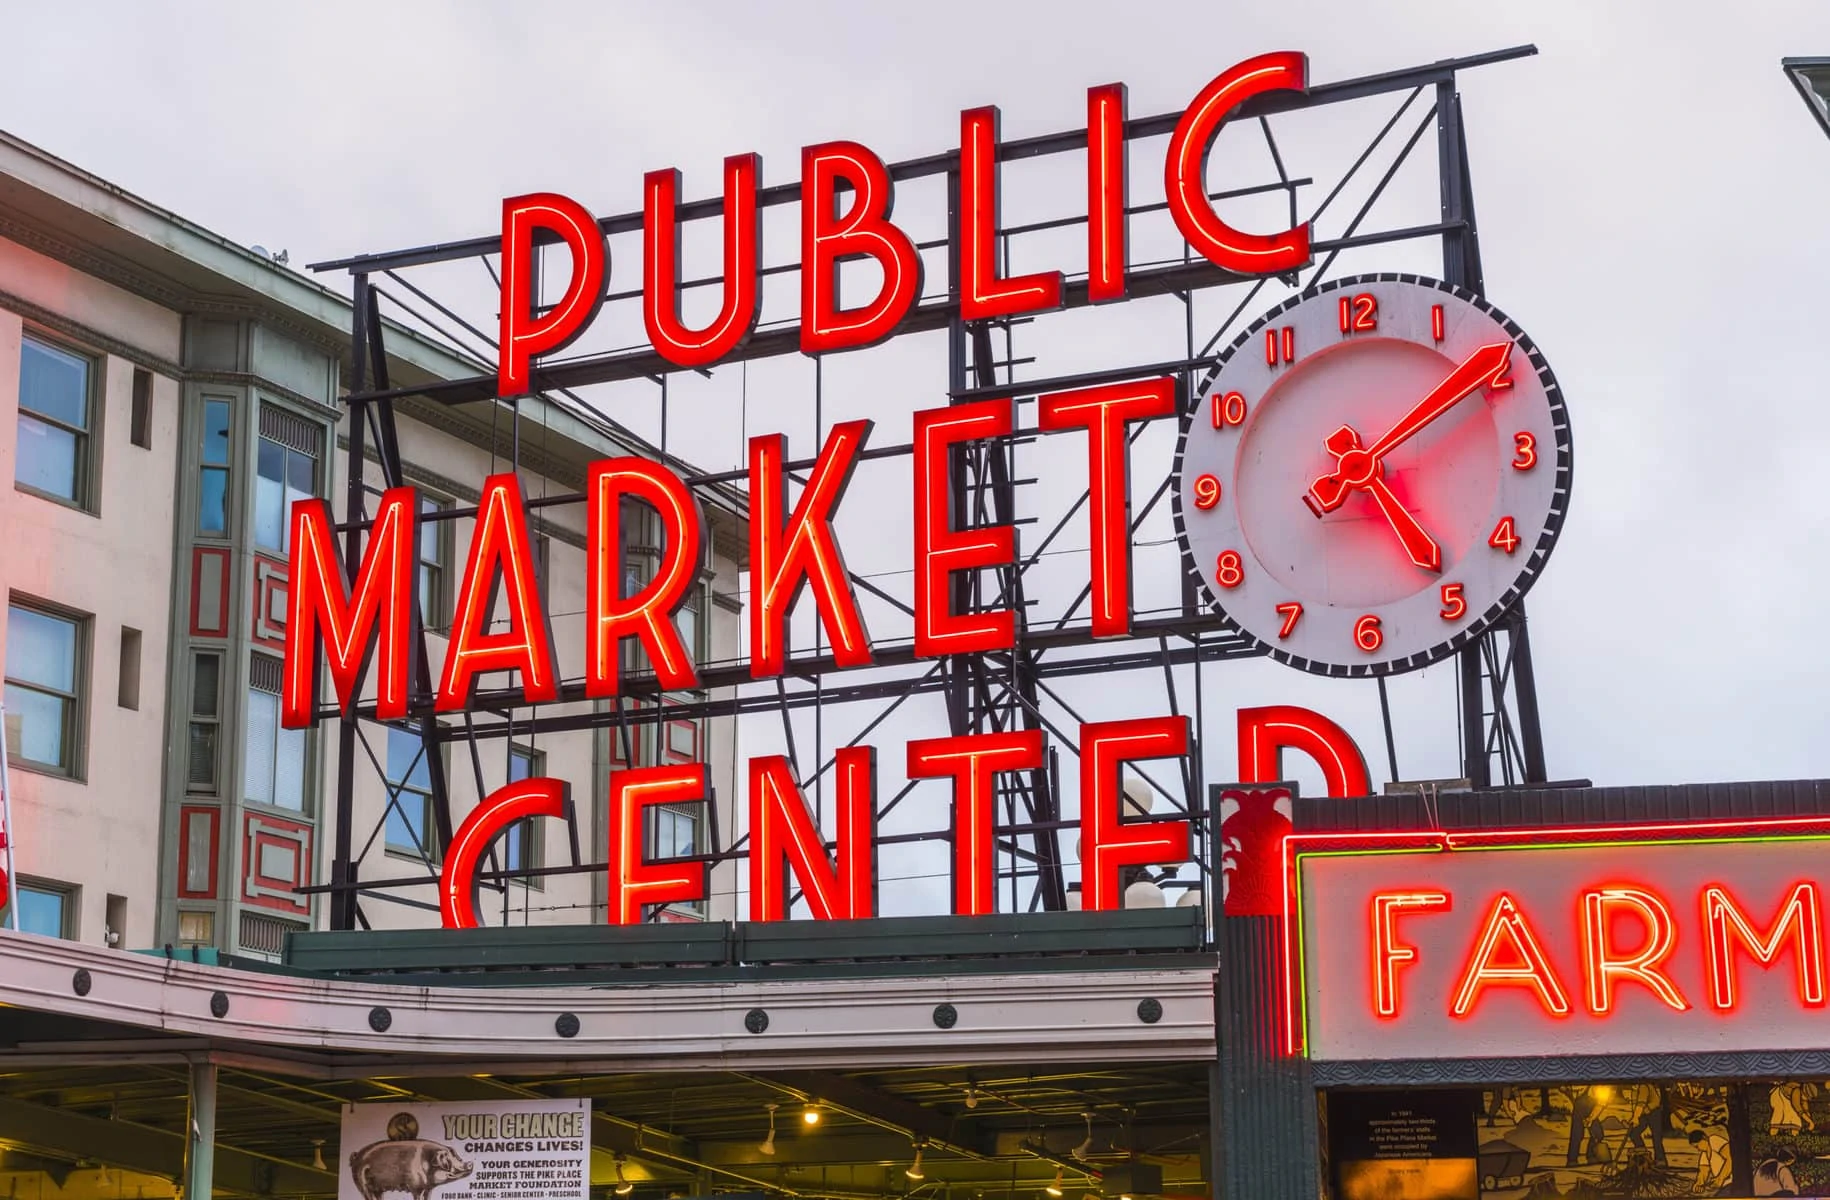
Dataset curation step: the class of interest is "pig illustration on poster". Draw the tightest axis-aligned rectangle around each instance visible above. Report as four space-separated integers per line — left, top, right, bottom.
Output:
339 1098 590 1200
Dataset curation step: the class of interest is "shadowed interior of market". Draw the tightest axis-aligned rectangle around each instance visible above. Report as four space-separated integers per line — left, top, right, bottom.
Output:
0 1050 1211 1200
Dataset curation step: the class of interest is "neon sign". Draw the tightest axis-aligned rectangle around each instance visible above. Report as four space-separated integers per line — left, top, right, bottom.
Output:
1286 820 1830 1060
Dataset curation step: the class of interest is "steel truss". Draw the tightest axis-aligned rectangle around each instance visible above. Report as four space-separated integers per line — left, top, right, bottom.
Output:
306 44 1551 929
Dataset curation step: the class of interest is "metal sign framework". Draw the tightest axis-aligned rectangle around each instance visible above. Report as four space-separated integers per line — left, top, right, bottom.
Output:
307 44 1550 931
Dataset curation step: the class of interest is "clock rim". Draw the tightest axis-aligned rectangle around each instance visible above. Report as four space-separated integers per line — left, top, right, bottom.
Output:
1170 271 1574 679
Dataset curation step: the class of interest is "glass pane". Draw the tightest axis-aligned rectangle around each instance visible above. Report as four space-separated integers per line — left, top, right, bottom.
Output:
8 605 77 691
15 887 66 938
243 688 277 806
198 466 228 535
275 723 306 811
4 683 66 767
20 338 88 428
201 400 231 466
418 564 439 626
253 448 285 550
186 721 218 789
509 748 534 783
386 794 426 853
387 728 433 790
15 413 78 501
675 603 698 660
191 654 220 716
503 821 524 872
286 446 315 496
420 500 442 563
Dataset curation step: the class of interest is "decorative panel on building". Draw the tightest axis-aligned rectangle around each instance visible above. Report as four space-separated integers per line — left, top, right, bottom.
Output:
190 547 232 637
241 812 312 915
177 805 220 899
251 556 288 648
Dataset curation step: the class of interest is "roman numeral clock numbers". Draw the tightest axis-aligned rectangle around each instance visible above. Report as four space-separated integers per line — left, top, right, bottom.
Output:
1173 275 1569 677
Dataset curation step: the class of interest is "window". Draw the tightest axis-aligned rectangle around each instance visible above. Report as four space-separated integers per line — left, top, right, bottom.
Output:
675 580 703 666
244 653 306 811
419 496 449 630
16 335 95 508
198 398 232 536
531 532 551 603
2 881 74 938
504 745 543 886
5 601 85 775
117 626 142 711
176 909 215 947
650 802 704 915
252 405 319 553
385 726 437 860
186 652 221 792
130 368 152 449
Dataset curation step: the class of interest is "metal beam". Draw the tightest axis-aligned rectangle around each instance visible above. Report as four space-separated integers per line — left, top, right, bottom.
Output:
750 1071 990 1159
0 1091 331 1196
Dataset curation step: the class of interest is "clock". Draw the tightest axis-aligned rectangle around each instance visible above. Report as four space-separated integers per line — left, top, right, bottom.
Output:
1173 273 1571 677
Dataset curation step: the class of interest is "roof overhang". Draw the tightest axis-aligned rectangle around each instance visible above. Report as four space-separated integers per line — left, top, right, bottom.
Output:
1784 58 1830 141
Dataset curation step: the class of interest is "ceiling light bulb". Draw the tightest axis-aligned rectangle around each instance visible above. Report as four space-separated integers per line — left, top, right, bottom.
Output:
906 1147 926 1181
1047 1168 1065 1197
802 1104 822 1126
964 1085 979 1110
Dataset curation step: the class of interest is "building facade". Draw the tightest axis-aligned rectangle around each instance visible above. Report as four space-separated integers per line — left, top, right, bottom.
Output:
0 129 747 957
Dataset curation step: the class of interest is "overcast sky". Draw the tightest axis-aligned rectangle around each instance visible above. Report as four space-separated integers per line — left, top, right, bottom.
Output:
4 2 1827 912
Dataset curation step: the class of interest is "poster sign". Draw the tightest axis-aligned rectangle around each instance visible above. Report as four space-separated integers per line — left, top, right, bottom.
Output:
339 1099 590 1200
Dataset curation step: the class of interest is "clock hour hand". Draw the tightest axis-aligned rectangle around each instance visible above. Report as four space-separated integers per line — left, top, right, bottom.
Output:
1301 425 1443 573
1364 476 1442 573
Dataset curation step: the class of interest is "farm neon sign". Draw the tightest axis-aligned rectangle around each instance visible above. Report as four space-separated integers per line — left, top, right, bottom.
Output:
1286 820 1830 1060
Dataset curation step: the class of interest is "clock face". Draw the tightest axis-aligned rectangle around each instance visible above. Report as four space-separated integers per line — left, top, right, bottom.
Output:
1173 274 1572 677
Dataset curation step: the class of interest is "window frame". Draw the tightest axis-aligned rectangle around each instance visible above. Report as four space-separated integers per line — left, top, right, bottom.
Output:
197 395 235 539
15 330 101 513
251 406 320 555
648 800 706 916
418 493 452 633
382 725 441 864
4 596 90 780
2 877 77 939
505 743 545 889
243 653 311 814
185 650 223 794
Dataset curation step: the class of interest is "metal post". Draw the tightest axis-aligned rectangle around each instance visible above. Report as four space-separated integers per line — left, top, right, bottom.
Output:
331 276 371 931
184 1058 217 1200
0 703 17 930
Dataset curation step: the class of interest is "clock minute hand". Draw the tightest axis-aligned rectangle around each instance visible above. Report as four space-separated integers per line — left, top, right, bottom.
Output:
1364 340 1514 461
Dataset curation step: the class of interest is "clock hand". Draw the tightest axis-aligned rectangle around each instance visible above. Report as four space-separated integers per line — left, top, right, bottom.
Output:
1305 340 1514 515
1364 476 1442 573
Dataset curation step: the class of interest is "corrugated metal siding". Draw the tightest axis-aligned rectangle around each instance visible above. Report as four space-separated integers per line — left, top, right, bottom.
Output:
1294 778 1830 832
1220 914 1317 1200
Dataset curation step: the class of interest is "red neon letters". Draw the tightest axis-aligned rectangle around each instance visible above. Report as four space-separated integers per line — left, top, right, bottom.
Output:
1704 882 1825 1011
800 142 923 354
643 155 762 368
1079 717 1191 912
1450 892 1573 1018
585 457 703 696
1371 891 1451 1018
1164 53 1312 276
749 749 877 921
605 763 708 925
912 398 1017 657
1582 886 1689 1014
1086 83 1129 304
439 777 568 929
435 474 559 711
283 488 416 726
498 193 607 398
907 731 1044 917
749 421 875 678
1237 705 1371 798
1038 378 1176 638
960 107 1063 321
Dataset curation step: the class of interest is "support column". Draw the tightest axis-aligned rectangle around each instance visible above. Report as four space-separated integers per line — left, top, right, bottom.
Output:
185 1058 217 1200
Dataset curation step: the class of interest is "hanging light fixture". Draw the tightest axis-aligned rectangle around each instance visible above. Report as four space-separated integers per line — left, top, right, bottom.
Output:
614 1155 635 1196
963 1084 980 1110
1072 1113 1094 1160
311 1139 327 1172
905 1145 926 1181
760 1104 778 1156
1046 1168 1065 1197
801 1103 822 1126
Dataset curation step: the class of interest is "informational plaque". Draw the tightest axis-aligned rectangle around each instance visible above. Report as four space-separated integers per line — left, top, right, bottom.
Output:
1328 1089 1480 1200
339 1099 590 1200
